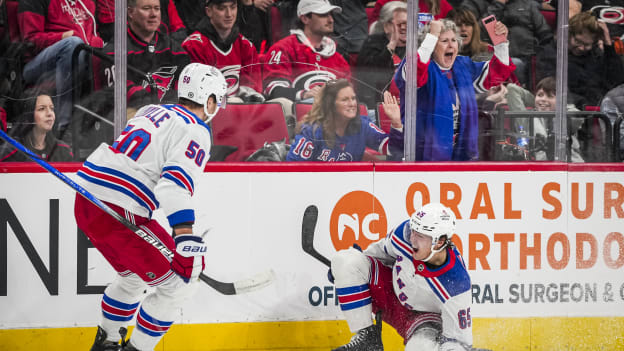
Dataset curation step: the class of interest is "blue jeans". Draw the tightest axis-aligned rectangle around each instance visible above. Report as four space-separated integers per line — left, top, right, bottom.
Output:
23 36 87 130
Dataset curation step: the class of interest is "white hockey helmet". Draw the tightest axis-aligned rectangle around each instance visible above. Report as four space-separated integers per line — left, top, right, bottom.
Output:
177 63 228 123
409 203 456 261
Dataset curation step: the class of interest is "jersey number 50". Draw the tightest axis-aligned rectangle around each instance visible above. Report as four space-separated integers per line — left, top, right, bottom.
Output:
185 141 206 167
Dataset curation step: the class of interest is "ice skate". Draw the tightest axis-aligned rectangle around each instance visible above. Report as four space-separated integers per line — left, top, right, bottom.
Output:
119 327 139 351
332 312 383 351
90 326 121 351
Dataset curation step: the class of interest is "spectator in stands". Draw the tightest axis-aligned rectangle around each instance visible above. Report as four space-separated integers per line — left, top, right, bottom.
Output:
355 1 407 109
174 0 271 50
97 0 190 110
395 19 515 161
96 0 187 43
371 0 453 24
461 0 554 87
600 83 624 161
0 91 73 162
539 12 624 109
286 79 403 161
567 12 624 108
18 0 104 141
486 76 585 161
237 0 271 52
182 0 264 103
447 8 492 61
569 0 624 39
331 0 369 60
263 0 350 103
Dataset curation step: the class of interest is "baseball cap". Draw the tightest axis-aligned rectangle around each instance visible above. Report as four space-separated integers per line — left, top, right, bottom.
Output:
297 0 342 17
205 0 235 5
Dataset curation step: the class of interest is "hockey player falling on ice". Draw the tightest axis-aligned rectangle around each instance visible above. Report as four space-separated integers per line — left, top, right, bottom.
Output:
74 63 227 351
330 203 472 351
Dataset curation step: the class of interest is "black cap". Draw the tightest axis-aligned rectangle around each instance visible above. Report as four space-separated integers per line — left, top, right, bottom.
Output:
206 0 236 5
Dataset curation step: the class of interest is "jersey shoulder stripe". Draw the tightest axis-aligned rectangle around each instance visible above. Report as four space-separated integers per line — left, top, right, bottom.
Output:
165 104 212 135
77 161 159 214
420 248 471 302
161 166 195 195
390 220 413 260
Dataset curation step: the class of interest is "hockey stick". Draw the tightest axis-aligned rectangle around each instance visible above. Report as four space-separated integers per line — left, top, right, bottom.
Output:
0 129 273 295
301 205 331 267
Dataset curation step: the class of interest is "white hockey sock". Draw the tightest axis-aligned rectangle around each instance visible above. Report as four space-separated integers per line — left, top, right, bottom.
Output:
129 275 197 350
100 274 145 342
332 248 375 333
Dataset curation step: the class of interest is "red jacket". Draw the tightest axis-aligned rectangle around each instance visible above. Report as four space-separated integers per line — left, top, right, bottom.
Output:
18 0 103 54
263 30 351 101
95 0 185 33
182 19 261 96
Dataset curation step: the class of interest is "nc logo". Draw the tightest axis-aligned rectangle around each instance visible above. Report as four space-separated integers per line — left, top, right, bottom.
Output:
337 213 381 241
330 191 388 251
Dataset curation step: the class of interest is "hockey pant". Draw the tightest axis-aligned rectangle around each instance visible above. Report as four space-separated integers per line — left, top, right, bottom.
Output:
331 248 442 346
100 272 198 350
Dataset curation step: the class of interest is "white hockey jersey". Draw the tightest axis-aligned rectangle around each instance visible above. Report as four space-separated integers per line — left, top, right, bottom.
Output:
76 104 212 227
365 220 473 349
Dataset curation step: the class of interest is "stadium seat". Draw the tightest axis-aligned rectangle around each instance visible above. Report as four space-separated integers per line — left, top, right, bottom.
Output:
540 9 556 32
5 1 19 43
211 103 289 161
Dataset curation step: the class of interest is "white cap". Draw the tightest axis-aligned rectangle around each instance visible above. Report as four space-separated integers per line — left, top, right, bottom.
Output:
297 0 342 17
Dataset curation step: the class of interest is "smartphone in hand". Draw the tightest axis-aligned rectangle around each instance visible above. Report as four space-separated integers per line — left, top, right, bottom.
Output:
482 15 506 45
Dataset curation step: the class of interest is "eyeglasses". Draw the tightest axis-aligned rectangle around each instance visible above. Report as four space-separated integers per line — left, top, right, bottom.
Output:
570 35 594 49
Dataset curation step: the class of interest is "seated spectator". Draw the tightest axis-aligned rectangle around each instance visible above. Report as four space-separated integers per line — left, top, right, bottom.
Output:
96 0 187 43
371 0 453 24
569 0 624 39
182 0 264 103
447 8 492 61
461 0 554 87
395 19 515 161
18 0 104 141
331 0 369 59
356 1 407 109
539 12 624 109
600 83 624 161
174 0 271 49
263 0 351 103
486 77 585 161
0 91 73 162
286 79 403 161
99 0 190 109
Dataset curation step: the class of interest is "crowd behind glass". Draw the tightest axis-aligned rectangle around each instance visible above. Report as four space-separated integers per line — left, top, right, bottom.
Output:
0 0 622 163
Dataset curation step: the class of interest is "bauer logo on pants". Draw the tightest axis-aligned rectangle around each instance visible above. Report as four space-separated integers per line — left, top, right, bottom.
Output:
329 191 387 251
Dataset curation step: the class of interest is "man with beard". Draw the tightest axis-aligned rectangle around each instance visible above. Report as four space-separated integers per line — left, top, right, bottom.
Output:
262 0 351 103
99 0 190 108
182 0 264 103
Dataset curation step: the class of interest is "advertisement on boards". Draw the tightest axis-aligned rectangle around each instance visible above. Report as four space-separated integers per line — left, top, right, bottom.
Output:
1 166 623 329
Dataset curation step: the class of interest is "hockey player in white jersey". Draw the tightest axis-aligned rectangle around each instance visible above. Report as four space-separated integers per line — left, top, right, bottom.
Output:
74 63 227 351
331 203 472 351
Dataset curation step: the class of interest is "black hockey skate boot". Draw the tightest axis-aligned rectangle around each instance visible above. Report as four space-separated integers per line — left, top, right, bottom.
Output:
90 326 121 351
332 311 383 351
119 327 139 351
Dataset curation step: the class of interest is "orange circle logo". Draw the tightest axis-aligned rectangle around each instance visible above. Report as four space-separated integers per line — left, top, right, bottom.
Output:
329 191 388 251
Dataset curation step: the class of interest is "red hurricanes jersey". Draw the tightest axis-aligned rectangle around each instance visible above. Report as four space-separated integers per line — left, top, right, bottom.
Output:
182 32 262 96
263 30 351 99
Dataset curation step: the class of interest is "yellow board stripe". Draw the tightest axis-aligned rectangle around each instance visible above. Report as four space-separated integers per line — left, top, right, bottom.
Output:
1 317 623 350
